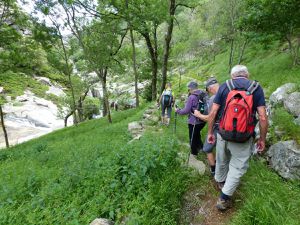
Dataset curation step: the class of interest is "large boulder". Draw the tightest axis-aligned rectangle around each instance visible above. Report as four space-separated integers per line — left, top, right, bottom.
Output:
0 90 73 148
268 140 300 180
269 83 297 105
283 92 300 117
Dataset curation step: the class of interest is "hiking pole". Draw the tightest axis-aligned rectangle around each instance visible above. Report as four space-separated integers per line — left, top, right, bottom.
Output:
174 104 178 134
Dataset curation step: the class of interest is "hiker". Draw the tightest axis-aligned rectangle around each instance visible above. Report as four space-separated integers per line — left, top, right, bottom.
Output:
193 77 219 176
175 81 208 157
206 65 268 211
158 83 175 126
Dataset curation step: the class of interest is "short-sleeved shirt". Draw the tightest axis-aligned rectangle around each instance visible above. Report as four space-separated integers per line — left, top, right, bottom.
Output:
208 94 216 112
214 78 266 121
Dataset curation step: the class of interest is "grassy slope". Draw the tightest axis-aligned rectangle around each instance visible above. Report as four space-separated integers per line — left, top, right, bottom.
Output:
1 44 300 225
0 106 196 225
170 44 300 225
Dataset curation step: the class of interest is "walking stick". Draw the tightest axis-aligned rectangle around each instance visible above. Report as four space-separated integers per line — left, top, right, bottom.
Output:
174 104 178 134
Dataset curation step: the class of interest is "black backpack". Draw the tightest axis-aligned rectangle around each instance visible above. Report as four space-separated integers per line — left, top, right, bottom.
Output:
192 91 209 120
162 90 173 107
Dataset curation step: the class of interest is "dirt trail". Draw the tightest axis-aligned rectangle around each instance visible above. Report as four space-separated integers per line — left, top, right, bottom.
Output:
180 180 236 225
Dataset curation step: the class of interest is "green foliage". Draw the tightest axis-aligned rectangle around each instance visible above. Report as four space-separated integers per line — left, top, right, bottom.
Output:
0 71 48 99
0 108 192 224
82 97 100 119
231 159 300 225
142 83 153 102
272 107 300 144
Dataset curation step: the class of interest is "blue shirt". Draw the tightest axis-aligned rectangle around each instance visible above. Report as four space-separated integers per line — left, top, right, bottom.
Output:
214 78 266 121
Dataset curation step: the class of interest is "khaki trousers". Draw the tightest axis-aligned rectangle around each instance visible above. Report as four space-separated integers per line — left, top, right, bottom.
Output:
215 133 253 196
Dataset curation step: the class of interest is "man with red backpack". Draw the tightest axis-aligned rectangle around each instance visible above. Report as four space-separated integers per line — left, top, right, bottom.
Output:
207 65 268 211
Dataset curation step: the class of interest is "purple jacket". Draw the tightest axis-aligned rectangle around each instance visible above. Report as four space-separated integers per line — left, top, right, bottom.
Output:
176 90 207 125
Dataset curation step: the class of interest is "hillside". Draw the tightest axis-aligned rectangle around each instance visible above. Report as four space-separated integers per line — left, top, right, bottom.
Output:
1 45 300 224
1 0 300 224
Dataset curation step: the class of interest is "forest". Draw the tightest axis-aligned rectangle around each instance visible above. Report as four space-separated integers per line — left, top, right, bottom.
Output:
0 0 300 224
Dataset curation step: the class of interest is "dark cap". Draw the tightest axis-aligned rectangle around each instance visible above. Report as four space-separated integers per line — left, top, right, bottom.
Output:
205 77 218 90
187 81 198 90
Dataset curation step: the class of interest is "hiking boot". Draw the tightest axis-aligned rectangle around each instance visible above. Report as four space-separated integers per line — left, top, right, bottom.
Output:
216 198 232 211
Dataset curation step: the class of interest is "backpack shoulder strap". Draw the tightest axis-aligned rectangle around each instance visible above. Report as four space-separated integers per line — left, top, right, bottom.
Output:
247 80 260 94
226 79 236 91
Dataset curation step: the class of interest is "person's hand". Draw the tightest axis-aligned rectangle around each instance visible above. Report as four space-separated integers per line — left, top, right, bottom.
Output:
256 138 266 153
193 110 203 119
207 133 216 144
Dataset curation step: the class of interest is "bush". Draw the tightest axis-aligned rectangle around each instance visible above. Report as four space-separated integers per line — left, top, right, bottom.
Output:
82 97 100 120
142 83 153 102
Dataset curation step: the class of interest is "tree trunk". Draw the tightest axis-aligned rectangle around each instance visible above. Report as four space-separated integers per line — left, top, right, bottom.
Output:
161 0 176 95
238 38 248 64
0 105 9 148
100 68 112 123
67 73 78 125
294 37 300 65
286 35 300 66
228 38 234 73
64 110 74 127
56 25 78 126
142 32 158 101
129 28 139 107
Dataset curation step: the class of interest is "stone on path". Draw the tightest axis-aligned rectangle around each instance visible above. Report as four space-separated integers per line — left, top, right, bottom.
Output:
188 154 206 175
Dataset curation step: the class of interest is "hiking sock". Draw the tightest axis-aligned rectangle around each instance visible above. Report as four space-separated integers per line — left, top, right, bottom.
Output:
220 191 230 201
210 165 216 176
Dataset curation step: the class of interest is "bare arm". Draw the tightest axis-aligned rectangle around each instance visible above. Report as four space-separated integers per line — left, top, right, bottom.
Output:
257 106 268 151
193 110 209 122
208 103 220 135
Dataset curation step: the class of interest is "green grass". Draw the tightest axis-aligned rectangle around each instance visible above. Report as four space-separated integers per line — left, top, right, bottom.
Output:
0 106 194 225
170 42 300 225
271 107 300 144
231 159 300 225
176 43 300 97
0 71 48 99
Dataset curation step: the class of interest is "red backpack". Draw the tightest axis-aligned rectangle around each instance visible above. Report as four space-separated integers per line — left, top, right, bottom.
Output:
219 79 259 143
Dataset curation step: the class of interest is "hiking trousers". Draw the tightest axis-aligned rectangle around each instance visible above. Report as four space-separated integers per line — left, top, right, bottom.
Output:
188 123 205 155
161 104 172 118
215 133 253 196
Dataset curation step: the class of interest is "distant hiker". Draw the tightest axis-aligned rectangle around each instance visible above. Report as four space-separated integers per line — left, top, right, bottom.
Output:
110 101 118 111
207 65 268 211
193 77 219 176
159 83 175 126
175 81 208 157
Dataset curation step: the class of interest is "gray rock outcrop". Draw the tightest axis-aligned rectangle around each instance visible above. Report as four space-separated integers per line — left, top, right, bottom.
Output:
269 83 297 105
0 90 72 148
268 140 300 180
283 92 300 117
294 117 300 126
